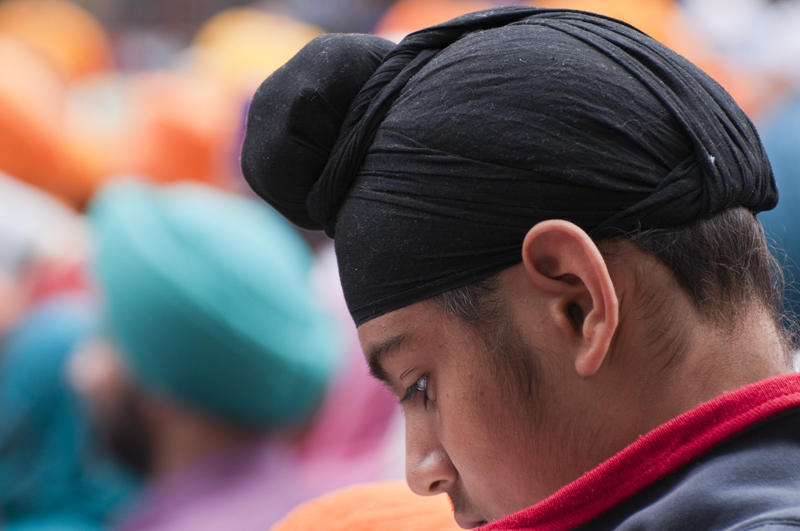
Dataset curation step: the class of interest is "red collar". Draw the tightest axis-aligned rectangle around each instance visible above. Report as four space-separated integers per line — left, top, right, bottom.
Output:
483 373 800 531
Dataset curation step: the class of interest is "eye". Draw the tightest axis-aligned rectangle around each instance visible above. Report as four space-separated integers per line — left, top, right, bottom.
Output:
401 375 429 407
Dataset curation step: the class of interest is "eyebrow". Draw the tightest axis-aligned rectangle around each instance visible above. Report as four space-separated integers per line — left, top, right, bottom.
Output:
366 332 409 386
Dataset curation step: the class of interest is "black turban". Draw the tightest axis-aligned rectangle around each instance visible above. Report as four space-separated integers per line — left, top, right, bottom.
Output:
241 7 776 326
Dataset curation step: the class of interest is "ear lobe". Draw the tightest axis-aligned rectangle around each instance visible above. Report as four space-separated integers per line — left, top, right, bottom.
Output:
521 220 619 377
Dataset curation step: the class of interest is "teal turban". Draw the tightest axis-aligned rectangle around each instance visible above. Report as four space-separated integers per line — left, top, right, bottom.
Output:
89 180 340 426
0 295 137 528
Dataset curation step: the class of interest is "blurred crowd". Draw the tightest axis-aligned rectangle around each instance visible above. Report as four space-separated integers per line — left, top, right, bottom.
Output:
2 0 800 529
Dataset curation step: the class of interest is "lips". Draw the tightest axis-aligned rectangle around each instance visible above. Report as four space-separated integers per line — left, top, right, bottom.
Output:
449 487 487 529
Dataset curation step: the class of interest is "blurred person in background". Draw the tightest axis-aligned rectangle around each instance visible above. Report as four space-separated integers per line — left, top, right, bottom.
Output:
70 179 343 530
0 295 137 530
0 0 350 205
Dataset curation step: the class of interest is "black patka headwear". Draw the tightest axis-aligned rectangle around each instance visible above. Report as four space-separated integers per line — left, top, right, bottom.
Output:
241 7 777 326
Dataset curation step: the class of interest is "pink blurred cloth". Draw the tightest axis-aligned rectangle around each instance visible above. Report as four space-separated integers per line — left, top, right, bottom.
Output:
299 243 401 464
116 435 377 531
116 396 401 531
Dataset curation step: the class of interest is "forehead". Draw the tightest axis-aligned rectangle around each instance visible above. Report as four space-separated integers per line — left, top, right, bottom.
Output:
357 300 438 364
358 300 470 376
356 298 514 400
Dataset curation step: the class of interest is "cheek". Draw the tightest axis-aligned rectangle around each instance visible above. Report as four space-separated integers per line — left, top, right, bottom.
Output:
440 377 545 504
444 369 526 441
437 379 513 467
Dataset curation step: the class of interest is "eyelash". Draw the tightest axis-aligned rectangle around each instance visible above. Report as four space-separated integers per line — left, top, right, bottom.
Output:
401 375 429 407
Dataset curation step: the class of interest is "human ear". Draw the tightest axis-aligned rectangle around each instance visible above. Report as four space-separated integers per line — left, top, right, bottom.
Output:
521 220 619 377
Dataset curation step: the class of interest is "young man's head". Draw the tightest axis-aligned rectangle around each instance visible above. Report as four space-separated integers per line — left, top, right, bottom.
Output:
358 207 789 527
241 7 789 528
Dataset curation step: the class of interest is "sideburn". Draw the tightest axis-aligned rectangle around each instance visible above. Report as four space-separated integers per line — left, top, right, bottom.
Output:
479 313 544 423
432 274 544 421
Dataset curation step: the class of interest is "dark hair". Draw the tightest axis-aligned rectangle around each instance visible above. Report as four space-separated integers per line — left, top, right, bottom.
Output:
623 206 784 328
433 274 543 407
434 206 792 360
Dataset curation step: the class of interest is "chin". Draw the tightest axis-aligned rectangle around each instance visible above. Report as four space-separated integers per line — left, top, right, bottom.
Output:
454 513 489 529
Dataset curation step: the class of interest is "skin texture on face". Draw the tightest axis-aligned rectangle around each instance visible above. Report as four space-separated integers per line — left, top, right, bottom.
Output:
359 220 792 529
357 221 623 527
359 298 547 528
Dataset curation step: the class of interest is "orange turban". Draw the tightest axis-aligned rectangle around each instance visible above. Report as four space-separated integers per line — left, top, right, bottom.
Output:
0 35 96 208
271 483 461 531
529 0 763 116
124 72 240 189
189 8 323 98
373 0 494 41
0 0 112 82
533 0 675 44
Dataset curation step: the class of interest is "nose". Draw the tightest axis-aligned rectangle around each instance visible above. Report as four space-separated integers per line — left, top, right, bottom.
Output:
405 412 458 496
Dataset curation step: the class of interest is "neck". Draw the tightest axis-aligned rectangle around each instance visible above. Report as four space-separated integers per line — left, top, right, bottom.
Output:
594 240 793 445
591 294 791 460
544 305 792 498
632 306 790 428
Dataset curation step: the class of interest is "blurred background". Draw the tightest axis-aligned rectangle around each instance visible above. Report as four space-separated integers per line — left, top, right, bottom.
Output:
2 0 800 529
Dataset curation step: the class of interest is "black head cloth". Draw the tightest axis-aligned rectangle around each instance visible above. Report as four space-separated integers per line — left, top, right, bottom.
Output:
241 7 777 326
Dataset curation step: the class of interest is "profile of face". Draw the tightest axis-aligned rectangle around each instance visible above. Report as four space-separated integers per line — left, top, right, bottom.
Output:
358 296 546 528
357 221 635 528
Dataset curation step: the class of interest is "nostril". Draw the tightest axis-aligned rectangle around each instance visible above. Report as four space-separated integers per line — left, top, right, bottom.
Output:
406 438 457 497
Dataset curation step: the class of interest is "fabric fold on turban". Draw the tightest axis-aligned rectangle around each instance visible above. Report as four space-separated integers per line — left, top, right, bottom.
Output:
242 7 776 326
90 179 341 425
